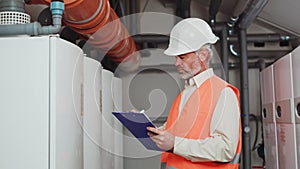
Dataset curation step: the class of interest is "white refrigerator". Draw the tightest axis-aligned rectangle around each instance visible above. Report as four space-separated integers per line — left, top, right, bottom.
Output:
113 77 124 169
292 45 300 168
260 65 279 169
0 36 84 169
274 53 298 169
101 69 115 169
83 57 102 169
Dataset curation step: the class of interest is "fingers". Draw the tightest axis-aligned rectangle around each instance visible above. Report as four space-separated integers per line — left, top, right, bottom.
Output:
147 129 175 150
130 109 144 113
130 109 139 113
148 132 163 147
147 127 163 143
147 127 163 135
147 127 165 144
147 132 156 137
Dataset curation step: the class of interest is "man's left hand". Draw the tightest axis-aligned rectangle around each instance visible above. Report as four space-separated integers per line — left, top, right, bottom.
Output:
147 127 175 151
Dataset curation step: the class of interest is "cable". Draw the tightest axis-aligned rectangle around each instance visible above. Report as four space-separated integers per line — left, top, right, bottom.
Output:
249 114 259 151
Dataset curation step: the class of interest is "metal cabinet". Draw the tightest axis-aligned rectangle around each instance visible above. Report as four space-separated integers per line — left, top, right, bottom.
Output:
260 65 279 169
0 36 84 169
274 53 298 169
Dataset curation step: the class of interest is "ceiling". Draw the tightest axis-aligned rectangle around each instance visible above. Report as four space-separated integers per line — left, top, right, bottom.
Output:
257 0 300 37
212 0 300 37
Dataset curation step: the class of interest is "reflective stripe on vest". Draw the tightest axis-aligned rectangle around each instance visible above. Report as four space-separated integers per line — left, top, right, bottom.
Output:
230 153 240 164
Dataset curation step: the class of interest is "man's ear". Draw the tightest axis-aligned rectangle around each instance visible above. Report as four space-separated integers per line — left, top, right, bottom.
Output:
198 48 209 62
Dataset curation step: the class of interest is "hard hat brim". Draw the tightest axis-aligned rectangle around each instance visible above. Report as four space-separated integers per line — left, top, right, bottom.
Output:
164 36 218 56
164 47 194 56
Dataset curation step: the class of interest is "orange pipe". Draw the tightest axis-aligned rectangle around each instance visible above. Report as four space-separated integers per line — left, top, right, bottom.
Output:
29 0 140 71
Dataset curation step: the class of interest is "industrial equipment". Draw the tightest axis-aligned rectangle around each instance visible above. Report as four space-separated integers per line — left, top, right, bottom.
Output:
292 46 300 168
83 57 102 169
273 53 298 169
0 36 84 169
260 65 279 169
0 1 126 169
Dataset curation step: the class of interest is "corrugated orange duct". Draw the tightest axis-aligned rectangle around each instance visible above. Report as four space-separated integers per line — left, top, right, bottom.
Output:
29 0 140 72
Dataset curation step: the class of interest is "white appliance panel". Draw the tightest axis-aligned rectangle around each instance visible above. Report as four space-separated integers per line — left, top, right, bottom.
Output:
263 123 278 169
292 45 300 168
292 46 300 99
274 54 294 102
276 124 298 169
260 65 279 169
274 54 298 169
49 37 84 169
0 36 50 169
113 77 124 169
261 65 275 105
102 69 114 169
0 36 84 169
83 57 102 169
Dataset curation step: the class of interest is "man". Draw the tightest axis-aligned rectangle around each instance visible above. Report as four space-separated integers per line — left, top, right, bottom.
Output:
147 18 241 169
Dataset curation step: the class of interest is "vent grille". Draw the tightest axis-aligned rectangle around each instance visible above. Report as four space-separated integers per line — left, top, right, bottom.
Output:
0 11 30 25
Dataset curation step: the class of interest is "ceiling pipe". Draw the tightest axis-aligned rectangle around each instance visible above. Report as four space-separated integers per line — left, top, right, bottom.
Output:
228 33 293 58
238 28 251 169
238 0 269 29
181 0 191 18
175 0 180 17
228 33 292 57
209 0 222 26
257 58 266 71
229 44 239 56
228 60 271 69
236 2 269 167
132 34 169 44
129 0 137 35
227 0 251 34
210 22 230 81
228 33 293 43
176 0 190 19
220 26 229 81
211 22 226 32
28 0 141 72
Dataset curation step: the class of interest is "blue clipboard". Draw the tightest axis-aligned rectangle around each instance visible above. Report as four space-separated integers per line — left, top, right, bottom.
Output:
112 111 164 151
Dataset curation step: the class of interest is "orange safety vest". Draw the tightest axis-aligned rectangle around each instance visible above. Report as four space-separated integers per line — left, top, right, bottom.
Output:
161 75 241 169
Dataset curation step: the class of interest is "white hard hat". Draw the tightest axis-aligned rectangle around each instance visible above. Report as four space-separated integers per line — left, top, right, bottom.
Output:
164 18 219 56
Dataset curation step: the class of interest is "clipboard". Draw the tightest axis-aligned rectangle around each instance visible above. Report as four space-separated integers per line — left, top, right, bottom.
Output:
112 111 165 151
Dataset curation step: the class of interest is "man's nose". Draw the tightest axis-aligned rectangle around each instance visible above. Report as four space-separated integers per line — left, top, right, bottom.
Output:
175 57 181 66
